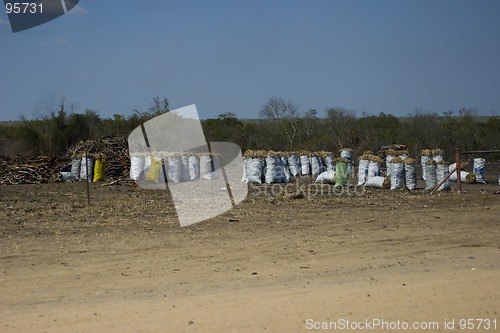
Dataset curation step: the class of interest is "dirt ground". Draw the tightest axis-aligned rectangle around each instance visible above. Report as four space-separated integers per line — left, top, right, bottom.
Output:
1 172 499 332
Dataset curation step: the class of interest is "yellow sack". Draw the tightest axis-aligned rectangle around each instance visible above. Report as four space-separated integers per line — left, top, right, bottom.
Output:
93 158 106 182
145 157 163 183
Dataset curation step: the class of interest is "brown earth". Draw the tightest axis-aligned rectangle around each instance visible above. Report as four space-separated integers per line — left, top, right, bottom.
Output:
0 175 499 333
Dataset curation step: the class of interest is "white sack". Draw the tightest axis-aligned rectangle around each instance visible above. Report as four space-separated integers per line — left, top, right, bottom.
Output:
265 156 283 184
323 156 334 171
130 155 145 181
473 158 486 183
79 156 95 182
364 176 387 189
424 163 437 191
420 155 431 180
245 158 263 184
200 155 213 180
436 163 451 191
404 163 417 191
385 154 394 177
315 170 335 184
189 155 200 180
357 159 369 185
71 158 81 179
310 156 321 178
287 155 300 177
180 156 190 182
280 156 291 182
340 149 353 174
367 160 381 179
167 156 182 183
390 162 405 190
300 155 310 176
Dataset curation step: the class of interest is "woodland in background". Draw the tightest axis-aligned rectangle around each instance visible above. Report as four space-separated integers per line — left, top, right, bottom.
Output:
1 97 499 162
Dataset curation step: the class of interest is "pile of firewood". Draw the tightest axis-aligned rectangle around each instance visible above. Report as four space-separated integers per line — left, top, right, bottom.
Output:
0 137 132 185
68 136 131 181
0 156 70 185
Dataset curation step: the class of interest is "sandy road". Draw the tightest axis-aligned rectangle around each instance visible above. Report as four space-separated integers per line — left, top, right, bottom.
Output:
1 182 499 332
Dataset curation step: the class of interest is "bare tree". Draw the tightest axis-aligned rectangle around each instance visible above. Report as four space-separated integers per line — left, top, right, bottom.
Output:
326 106 356 148
259 96 300 150
149 97 170 115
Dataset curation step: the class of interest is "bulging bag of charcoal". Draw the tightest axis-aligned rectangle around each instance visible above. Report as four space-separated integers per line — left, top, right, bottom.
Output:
390 157 405 190
287 154 301 177
436 161 451 191
80 155 95 182
71 157 81 179
420 149 432 180
300 153 310 176
424 160 437 191
130 154 145 181
357 155 370 186
473 158 486 184
403 158 417 191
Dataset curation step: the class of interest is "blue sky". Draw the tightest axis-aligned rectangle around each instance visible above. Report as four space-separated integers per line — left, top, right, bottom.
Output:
1 0 499 121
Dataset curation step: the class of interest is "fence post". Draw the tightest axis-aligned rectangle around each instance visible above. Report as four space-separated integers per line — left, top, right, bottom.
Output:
456 147 461 193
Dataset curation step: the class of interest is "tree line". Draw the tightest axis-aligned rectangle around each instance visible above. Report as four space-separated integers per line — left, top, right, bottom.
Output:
1 96 499 162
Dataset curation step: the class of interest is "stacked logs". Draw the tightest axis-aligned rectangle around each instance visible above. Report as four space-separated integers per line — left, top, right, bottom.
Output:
0 137 132 185
0 156 70 185
68 136 130 181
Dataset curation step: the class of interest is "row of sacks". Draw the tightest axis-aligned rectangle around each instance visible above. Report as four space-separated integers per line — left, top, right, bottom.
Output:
358 156 452 191
129 153 221 183
421 148 483 184
242 150 338 184
61 154 106 182
354 154 419 190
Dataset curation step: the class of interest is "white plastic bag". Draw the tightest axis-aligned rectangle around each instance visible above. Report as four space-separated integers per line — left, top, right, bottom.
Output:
300 155 310 176
287 155 300 177
79 156 95 182
385 154 394 177
420 155 431 180
280 156 291 182
424 162 437 191
436 162 451 191
357 158 369 185
71 158 81 179
404 161 417 191
367 160 381 179
199 155 213 180
189 155 200 180
168 156 182 183
245 158 263 184
323 155 334 171
310 156 321 178
130 155 145 181
315 170 335 184
265 156 282 184
180 156 190 182
390 160 405 190
364 176 389 189
473 158 486 183
340 149 353 174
